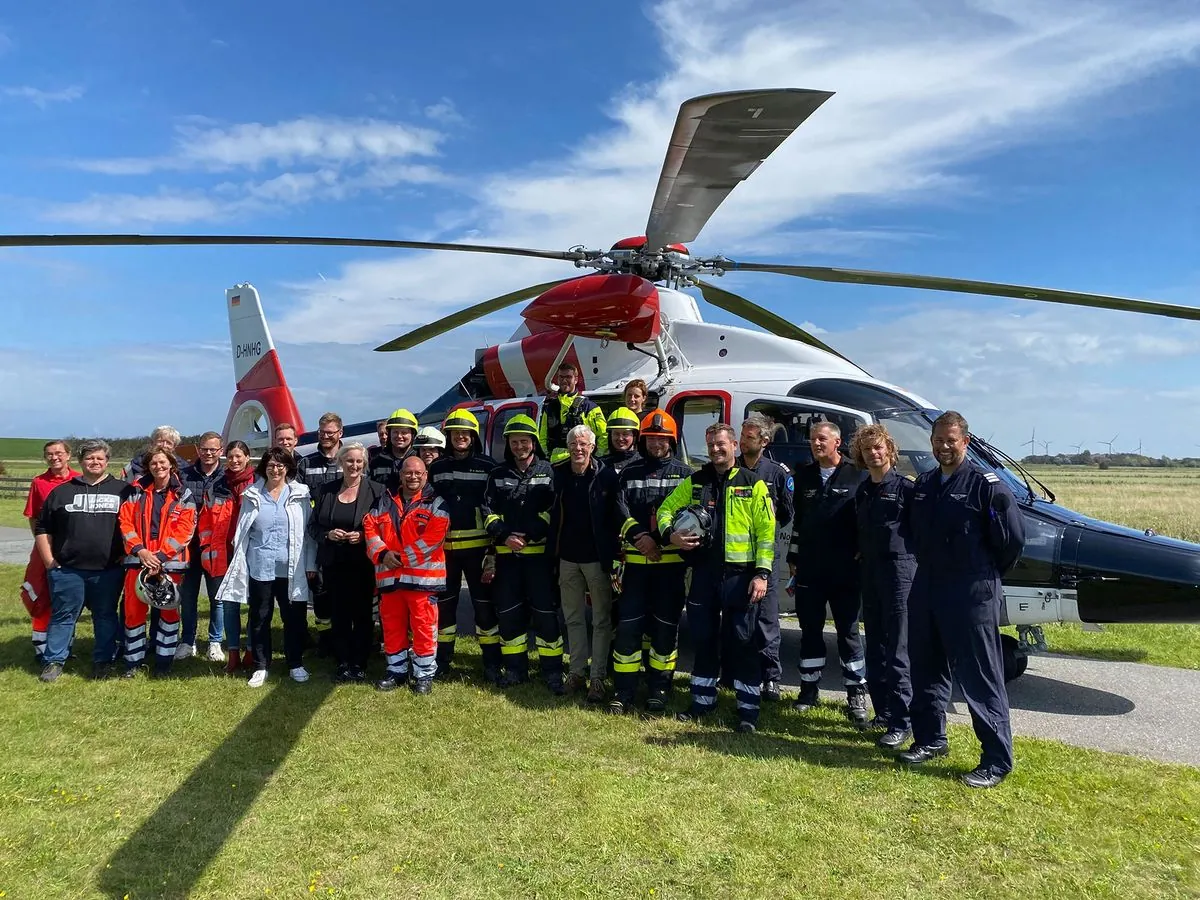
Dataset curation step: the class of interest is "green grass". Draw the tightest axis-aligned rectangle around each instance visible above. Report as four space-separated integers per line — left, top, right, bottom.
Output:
0 438 50 460
0 563 1198 898
0 497 27 530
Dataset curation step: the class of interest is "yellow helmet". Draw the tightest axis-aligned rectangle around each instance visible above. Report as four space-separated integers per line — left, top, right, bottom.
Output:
386 408 418 431
503 414 539 438
607 406 641 433
443 407 480 435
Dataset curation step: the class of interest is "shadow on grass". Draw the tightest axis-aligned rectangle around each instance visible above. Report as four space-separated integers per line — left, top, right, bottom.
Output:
97 676 335 900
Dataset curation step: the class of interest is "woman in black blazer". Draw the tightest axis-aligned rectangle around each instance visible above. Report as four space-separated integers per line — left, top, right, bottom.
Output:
308 442 386 681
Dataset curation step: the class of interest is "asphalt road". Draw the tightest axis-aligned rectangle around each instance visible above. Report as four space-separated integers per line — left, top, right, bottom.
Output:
2 524 1195 767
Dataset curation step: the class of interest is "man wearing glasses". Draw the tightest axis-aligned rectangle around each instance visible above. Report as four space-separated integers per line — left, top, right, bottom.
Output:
298 413 345 654
178 431 227 662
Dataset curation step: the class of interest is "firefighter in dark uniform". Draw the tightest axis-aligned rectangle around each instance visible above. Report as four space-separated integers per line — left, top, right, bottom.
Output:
608 411 692 715
538 361 608 465
601 407 642 474
736 412 793 702
899 411 1025 789
850 423 916 749
788 421 870 724
659 422 775 733
428 408 501 681
368 407 418 488
482 414 565 694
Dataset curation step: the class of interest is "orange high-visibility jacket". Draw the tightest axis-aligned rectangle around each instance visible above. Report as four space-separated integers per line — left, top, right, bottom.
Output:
119 475 197 572
363 485 450 595
197 486 236 577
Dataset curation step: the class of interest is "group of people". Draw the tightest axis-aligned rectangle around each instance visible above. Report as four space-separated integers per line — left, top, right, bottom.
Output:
22 361 1025 788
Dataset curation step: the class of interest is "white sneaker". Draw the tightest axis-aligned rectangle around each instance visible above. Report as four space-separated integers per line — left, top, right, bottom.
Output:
174 643 196 661
289 666 310 683
247 669 268 688
206 642 226 662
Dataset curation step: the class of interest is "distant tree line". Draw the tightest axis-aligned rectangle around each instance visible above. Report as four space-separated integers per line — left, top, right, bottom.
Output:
1019 450 1200 469
63 434 208 466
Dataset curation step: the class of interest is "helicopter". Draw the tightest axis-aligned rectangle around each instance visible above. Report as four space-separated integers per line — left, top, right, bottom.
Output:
6 88 1200 681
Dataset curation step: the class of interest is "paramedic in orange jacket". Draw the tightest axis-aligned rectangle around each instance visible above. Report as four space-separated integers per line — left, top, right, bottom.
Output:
363 456 451 695
118 449 197 677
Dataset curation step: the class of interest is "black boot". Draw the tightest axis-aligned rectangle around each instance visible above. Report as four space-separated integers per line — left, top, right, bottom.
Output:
376 672 408 692
411 676 433 695
792 681 819 712
645 689 669 715
846 685 870 728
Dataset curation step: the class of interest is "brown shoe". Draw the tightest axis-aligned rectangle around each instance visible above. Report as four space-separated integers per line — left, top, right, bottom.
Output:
586 678 606 704
241 648 255 670
224 650 240 675
564 672 587 694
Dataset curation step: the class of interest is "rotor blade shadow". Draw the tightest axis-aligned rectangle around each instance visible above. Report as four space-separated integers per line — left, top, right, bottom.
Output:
97 678 334 899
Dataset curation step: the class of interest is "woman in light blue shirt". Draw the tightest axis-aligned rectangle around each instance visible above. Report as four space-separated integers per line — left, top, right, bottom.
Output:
216 447 315 687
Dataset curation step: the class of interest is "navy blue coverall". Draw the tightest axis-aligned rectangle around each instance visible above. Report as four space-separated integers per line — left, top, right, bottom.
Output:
855 467 916 730
788 459 868 688
908 461 1025 773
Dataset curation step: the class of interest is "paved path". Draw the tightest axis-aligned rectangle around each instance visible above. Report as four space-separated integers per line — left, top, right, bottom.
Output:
0 525 31 565
771 621 1200 768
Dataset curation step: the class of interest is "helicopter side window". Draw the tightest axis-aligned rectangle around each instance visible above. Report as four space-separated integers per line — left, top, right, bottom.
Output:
670 396 725 467
744 399 867 474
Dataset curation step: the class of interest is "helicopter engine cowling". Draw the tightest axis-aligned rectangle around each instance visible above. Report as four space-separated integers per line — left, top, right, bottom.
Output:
521 273 661 343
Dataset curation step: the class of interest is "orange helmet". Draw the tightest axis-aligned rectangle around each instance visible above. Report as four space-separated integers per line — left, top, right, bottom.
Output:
639 410 677 441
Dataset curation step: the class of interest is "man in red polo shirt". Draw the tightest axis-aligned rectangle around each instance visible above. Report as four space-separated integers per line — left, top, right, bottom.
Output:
22 440 80 663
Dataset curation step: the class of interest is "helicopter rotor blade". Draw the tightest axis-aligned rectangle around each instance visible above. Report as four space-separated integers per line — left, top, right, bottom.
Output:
373 279 574 352
694 279 851 362
644 89 833 251
0 233 585 262
728 262 1200 321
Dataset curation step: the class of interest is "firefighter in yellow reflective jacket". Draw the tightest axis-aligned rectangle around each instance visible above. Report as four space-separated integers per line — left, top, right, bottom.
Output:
537 361 607 465
658 422 775 732
482 414 565 694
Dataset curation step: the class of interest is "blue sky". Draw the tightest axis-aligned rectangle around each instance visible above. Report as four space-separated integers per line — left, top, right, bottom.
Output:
1 1 1199 456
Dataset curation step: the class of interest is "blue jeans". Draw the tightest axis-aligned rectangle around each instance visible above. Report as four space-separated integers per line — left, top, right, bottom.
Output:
223 597 246 650
179 560 224 646
45 565 123 666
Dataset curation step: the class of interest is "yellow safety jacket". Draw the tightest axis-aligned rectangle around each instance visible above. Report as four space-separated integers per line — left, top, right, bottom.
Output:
657 463 775 573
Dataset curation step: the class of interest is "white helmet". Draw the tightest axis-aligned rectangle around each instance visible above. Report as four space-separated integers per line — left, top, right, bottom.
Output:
414 426 446 450
672 505 714 548
135 569 181 610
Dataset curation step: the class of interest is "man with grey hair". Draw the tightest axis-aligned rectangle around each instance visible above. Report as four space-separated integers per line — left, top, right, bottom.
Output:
121 425 184 482
34 439 133 681
737 412 794 702
787 419 869 725
178 430 227 661
548 423 619 703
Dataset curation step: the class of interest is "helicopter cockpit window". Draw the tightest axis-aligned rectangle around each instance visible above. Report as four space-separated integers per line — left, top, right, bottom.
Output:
489 403 535 461
672 396 724 467
745 400 867 474
873 410 939 478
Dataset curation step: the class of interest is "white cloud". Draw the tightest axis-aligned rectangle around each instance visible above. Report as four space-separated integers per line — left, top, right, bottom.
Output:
2 85 85 108
72 115 443 175
424 98 463 126
0 30 13 56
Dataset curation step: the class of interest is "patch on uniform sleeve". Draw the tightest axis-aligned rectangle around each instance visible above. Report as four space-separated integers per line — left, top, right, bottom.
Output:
983 472 1000 483
785 475 794 492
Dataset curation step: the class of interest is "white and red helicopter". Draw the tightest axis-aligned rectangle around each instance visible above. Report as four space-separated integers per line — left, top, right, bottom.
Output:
6 88 1200 677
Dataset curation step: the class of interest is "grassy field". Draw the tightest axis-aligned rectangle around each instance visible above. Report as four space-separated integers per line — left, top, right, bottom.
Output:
0 564 1197 900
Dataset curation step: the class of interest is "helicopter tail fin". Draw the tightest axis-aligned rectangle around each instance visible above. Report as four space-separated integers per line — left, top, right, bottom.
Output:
221 284 305 451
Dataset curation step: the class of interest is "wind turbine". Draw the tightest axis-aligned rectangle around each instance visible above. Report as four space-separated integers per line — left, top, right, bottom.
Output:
1101 433 1119 455
1134 438 1144 456
1040 440 1052 456
1022 426 1036 457
1071 441 1084 454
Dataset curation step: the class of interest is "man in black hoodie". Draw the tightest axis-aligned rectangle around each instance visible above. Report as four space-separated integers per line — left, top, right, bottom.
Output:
35 439 133 682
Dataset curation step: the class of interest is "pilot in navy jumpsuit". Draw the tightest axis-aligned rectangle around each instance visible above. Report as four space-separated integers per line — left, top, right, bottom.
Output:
907 461 1025 775
855 467 915 733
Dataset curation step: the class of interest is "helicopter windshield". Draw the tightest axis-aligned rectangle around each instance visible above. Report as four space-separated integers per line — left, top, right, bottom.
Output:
874 408 1032 500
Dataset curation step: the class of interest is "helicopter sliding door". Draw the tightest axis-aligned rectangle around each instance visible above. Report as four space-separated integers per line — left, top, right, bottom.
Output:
667 391 731 467
743 398 869 474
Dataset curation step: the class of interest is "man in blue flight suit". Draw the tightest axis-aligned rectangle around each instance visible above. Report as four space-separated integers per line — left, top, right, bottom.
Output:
899 410 1025 789
736 413 793 702
788 421 869 724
